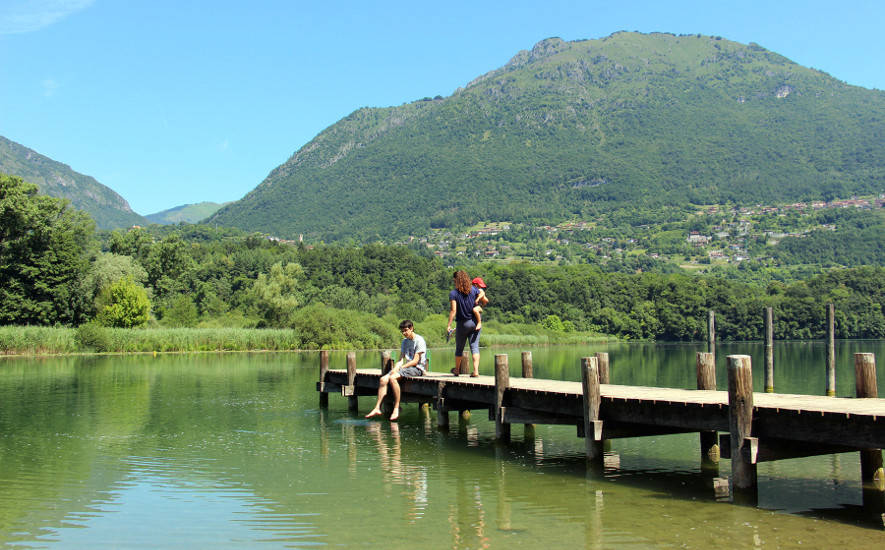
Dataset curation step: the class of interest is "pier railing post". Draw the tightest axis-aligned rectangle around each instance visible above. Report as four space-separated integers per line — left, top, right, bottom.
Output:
697 352 719 471
319 350 329 408
855 353 884 491
826 303 836 396
494 354 511 442
521 351 535 438
764 307 774 393
727 355 757 503
581 356 603 460
346 352 358 413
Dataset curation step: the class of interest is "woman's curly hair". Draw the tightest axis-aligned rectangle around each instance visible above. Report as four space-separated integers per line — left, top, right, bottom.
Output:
453 270 472 295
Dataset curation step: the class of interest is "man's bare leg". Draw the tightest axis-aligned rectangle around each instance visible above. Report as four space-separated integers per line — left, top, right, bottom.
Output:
389 376 402 421
365 374 389 418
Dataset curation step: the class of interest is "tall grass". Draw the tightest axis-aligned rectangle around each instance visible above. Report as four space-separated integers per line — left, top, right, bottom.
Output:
0 317 615 356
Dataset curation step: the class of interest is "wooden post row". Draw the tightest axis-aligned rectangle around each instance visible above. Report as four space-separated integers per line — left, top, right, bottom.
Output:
826 303 836 396
581 356 603 460
697 352 719 470
522 351 535 438
855 353 884 490
319 350 330 408
494 354 510 442
727 355 757 502
764 307 774 393
346 351 358 412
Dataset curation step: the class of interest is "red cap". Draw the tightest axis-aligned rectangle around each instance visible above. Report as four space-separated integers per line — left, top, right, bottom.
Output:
472 277 487 288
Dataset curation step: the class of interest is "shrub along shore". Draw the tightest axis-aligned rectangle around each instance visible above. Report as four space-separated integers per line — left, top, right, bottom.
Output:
0 316 611 356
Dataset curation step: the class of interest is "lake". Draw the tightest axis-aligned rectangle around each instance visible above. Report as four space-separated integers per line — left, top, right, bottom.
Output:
1 341 884 548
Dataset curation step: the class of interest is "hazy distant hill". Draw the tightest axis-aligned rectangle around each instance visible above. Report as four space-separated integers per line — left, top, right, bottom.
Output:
209 32 885 241
146 202 229 225
0 136 147 229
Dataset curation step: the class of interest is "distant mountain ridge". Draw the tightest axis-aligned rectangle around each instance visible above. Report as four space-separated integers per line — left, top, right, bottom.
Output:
146 202 229 225
209 31 885 241
0 136 147 229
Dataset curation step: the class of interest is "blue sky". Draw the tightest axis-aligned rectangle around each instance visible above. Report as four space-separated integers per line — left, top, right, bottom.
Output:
1 0 883 215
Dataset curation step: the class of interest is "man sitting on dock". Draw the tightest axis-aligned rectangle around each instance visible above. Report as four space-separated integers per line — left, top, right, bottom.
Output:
365 319 427 421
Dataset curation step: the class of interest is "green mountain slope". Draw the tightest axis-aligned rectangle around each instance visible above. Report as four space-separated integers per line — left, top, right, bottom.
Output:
0 136 147 229
209 32 885 241
145 202 229 225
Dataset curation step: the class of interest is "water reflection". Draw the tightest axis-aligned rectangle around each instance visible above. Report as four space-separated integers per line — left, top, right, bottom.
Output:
1 347 885 548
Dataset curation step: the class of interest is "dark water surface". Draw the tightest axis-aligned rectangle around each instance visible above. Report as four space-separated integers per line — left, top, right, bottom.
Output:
1 342 884 548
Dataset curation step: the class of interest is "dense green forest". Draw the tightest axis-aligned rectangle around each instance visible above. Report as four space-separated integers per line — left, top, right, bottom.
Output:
4 173 884 349
209 32 885 241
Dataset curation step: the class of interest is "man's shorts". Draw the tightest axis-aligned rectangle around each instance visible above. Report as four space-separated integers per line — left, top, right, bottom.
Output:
399 366 424 377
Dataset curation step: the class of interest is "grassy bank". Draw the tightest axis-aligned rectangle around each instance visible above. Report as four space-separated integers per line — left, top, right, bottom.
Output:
0 316 611 356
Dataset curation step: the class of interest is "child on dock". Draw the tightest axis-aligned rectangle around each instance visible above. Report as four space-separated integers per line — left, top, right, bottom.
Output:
365 319 427 421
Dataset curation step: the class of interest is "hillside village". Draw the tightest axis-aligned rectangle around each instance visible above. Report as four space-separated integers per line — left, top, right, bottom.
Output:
405 195 885 269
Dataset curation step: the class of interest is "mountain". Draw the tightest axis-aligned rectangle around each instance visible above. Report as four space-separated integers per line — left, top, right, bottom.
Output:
145 202 229 225
209 32 885 241
0 136 147 230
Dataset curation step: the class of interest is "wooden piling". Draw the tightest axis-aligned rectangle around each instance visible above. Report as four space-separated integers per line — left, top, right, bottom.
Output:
436 381 449 429
727 355 757 501
494 354 510 442
595 352 610 385
708 310 716 359
855 353 884 490
697 352 719 471
319 350 329 408
764 307 774 393
581 356 603 460
522 351 535 438
346 351 358 413
826 303 836 396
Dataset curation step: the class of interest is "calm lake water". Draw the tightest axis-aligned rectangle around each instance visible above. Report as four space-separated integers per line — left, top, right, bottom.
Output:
1 341 884 548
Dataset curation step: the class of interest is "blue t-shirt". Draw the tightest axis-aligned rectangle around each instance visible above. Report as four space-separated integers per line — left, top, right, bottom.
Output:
401 333 427 371
450 287 480 323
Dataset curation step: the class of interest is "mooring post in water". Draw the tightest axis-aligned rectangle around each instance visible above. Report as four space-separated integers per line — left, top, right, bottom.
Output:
855 353 884 490
436 381 449 429
521 351 535 438
727 355 757 503
826 303 836 396
494 354 511 442
346 352 358 413
764 307 774 393
707 310 716 359
581 356 603 460
696 352 719 471
318 350 329 408
595 352 610 385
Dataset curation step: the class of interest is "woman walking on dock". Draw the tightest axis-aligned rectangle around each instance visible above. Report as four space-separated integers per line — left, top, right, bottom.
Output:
447 270 485 377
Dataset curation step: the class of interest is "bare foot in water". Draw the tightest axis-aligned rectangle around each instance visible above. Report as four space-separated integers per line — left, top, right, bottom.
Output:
365 408 382 418
389 409 400 421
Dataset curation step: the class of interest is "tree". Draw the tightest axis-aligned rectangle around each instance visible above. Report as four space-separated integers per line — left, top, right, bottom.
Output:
95 276 151 328
0 174 94 325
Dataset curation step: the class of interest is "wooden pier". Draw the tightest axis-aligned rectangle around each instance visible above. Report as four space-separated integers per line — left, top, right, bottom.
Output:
317 350 885 505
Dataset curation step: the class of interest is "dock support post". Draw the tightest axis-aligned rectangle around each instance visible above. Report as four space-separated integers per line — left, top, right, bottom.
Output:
436 381 449 430
764 307 774 393
727 355 757 503
346 352 358 413
708 310 716 360
855 353 884 489
319 350 329 408
826 303 836 396
495 354 511 442
697 352 719 471
521 351 535 439
581 356 603 460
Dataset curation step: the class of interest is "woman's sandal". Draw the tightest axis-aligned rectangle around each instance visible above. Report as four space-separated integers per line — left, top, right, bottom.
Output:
450 368 460 376
470 372 479 377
